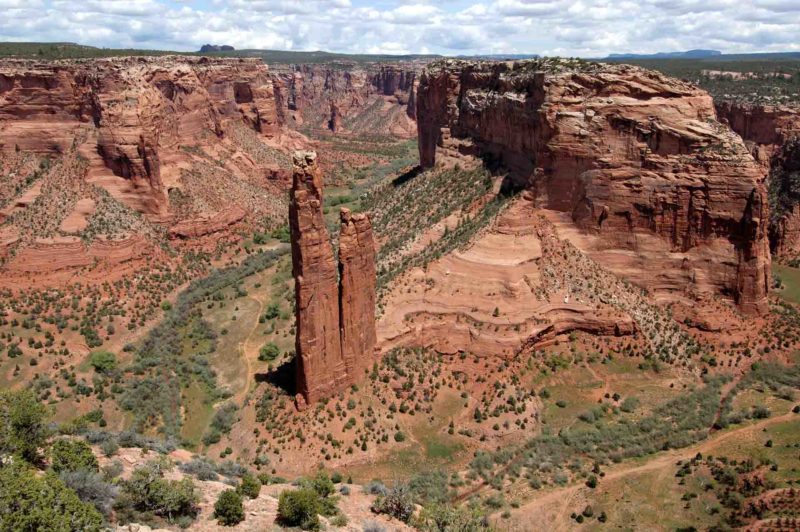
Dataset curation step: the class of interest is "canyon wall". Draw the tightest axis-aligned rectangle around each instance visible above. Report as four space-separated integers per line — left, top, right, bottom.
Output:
0 56 280 216
716 102 800 255
271 63 420 136
290 151 376 406
416 59 770 315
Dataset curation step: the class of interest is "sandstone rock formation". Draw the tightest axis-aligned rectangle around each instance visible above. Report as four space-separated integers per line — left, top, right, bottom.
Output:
338 208 377 381
717 101 800 255
271 62 422 136
0 56 281 217
416 59 770 315
0 56 294 280
290 151 376 405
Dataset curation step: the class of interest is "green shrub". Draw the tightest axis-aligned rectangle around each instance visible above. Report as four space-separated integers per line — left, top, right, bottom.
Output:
409 470 450 504
0 462 103 531
0 389 49 463
371 483 414 522
121 459 199 523
258 342 281 362
263 302 281 320
414 503 489 531
277 488 321 530
214 489 245 526
309 471 335 498
88 351 117 373
50 439 99 473
238 473 261 499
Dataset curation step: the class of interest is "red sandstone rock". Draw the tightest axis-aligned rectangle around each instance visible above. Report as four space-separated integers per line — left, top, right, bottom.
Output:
416 59 770 315
290 150 347 405
290 151 377 405
338 207 377 381
328 101 342 132
271 63 421 136
0 56 280 216
717 101 800 256
168 206 247 239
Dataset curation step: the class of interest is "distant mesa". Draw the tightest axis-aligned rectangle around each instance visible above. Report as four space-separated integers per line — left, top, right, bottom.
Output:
606 49 722 59
199 44 235 53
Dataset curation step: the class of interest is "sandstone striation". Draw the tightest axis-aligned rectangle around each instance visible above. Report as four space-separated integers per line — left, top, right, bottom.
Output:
716 101 800 255
416 59 771 315
290 151 376 405
0 56 281 216
338 207 377 382
271 62 421 136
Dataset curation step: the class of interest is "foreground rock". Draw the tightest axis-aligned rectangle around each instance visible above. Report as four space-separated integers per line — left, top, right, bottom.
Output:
416 59 770 315
290 151 376 405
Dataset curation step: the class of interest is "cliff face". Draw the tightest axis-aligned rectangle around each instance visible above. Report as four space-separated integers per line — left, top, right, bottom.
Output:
0 56 280 216
417 59 770 315
290 151 376 406
271 63 420 136
338 208 377 382
716 102 800 255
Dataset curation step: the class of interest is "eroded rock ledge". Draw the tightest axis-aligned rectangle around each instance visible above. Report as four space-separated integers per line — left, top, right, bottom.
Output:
416 59 770 315
290 151 376 406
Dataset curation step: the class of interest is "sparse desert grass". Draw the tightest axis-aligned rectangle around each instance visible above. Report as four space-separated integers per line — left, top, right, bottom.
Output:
774 264 800 304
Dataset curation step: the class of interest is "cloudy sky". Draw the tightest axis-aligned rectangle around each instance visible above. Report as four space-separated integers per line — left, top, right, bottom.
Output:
2 0 799 57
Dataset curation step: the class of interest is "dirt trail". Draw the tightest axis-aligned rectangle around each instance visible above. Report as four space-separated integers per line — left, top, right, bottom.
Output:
233 297 264 405
498 412 797 531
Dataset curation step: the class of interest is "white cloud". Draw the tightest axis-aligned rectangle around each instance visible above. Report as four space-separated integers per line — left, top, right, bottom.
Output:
0 0 798 57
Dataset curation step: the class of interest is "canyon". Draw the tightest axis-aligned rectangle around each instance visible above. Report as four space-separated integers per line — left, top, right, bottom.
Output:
1 49 799 532
0 56 419 281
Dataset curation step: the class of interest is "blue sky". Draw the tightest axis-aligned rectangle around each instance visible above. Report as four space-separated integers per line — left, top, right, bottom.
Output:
2 0 799 57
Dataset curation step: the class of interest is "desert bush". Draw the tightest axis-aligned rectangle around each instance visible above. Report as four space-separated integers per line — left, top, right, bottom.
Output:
0 388 49 463
50 439 99 473
179 457 219 481
101 437 119 457
119 458 199 523
59 470 119 516
371 483 414 522
413 503 489 531
88 350 117 374
277 488 322 530
364 480 389 496
214 489 245 526
0 462 103 531
409 470 451 504
238 472 261 499
258 341 281 361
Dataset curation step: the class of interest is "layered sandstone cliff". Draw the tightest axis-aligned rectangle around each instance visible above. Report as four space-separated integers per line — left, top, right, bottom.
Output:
716 102 800 255
0 56 281 216
290 151 376 406
271 63 420 137
416 59 770 315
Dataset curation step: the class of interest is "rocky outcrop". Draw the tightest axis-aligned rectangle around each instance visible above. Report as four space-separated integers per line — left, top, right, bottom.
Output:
0 56 280 216
271 63 422 135
338 208 377 382
168 206 247 239
416 59 770 315
716 101 800 255
290 151 376 406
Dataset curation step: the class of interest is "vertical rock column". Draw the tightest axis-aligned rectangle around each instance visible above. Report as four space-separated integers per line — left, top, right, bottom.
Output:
290 151 347 406
338 208 377 382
